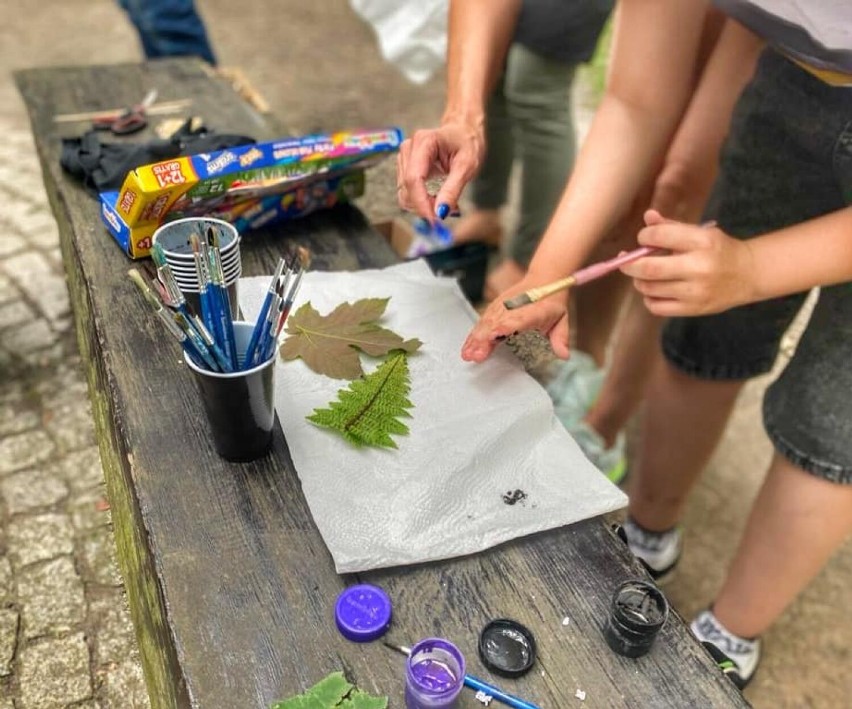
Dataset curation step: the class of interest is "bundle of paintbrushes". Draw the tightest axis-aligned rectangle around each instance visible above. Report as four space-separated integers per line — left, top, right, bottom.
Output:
241 247 309 370
129 239 308 373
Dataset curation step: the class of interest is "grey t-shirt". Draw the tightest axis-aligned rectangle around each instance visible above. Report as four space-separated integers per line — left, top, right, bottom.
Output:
514 0 614 65
714 0 852 73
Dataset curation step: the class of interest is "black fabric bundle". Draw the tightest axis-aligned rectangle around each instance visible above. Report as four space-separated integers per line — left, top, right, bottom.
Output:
60 119 255 196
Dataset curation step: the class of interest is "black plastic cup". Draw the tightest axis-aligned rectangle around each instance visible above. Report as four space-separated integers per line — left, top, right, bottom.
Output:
184 321 276 462
603 579 669 658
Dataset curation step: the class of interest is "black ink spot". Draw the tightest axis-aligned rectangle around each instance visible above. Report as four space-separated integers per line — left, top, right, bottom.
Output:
502 489 527 505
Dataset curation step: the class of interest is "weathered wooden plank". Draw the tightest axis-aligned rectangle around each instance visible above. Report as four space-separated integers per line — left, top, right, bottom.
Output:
15 59 747 709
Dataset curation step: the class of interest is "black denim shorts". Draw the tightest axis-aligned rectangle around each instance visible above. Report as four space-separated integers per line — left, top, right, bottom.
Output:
662 49 852 484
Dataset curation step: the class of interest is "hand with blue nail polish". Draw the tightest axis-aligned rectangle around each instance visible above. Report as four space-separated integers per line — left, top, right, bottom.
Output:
396 120 484 223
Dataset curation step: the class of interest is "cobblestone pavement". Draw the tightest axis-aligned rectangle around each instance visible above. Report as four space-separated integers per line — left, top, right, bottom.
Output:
0 129 150 707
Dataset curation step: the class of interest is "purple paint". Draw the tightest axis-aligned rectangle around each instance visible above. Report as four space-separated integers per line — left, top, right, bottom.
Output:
404 638 465 709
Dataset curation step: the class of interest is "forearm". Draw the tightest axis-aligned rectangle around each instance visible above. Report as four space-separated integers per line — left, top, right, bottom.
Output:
652 20 764 221
748 209 852 301
442 0 520 128
526 0 710 283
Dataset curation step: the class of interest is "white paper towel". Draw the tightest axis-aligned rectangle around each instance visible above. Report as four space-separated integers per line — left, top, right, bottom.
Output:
240 261 626 573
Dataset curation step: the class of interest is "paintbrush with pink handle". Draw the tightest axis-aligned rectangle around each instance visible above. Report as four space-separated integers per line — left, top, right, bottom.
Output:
503 246 659 310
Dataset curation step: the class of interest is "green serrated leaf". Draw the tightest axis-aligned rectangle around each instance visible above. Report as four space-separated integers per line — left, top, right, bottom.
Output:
280 298 422 380
270 671 387 709
339 689 388 709
307 352 413 448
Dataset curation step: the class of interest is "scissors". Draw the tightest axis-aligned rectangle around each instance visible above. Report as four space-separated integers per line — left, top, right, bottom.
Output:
92 89 158 135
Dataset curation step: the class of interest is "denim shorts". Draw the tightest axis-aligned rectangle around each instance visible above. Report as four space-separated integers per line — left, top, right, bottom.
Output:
661 49 852 484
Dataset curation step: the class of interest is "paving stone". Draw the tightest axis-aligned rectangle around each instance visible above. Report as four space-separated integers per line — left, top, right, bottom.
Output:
0 273 17 304
68 488 112 532
0 698 14 709
7 513 74 568
97 657 150 709
0 234 26 258
0 403 40 437
53 447 105 493
42 397 96 454
18 633 92 708
80 529 122 587
90 591 137 666
8 210 59 246
28 274 70 323
17 557 86 637
0 430 55 476
0 608 18 676
0 299 34 330
2 251 53 285
2 318 56 353
0 557 12 602
0 468 68 515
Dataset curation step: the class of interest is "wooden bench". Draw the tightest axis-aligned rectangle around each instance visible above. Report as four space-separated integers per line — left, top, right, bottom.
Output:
15 59 747 709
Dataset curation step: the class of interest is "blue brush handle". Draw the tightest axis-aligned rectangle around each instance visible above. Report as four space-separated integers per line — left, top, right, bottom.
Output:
244 290 274 369
463 674 541 709
214 283 238 368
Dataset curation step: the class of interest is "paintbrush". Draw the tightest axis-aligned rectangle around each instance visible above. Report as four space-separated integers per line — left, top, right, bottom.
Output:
382 641 542 709
503 246 659 310
128 269 220 372
244 256 287 369
190 232 219 348
206 226 238 368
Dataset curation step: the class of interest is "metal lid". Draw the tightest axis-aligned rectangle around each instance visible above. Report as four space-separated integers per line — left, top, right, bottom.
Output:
478 618 537 678
334 584 393 642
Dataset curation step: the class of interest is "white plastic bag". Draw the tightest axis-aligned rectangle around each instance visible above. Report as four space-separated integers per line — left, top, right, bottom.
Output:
350 0 448 84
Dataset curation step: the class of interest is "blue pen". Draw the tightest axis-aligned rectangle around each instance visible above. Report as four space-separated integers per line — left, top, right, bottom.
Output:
244 256 286 369
384 643 541 709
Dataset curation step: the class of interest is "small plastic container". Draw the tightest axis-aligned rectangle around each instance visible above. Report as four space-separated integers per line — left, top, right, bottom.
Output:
603 579 669 658
404 638 465 709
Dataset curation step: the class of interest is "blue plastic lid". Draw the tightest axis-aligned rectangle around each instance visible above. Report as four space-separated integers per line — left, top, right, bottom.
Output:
335 584 393 642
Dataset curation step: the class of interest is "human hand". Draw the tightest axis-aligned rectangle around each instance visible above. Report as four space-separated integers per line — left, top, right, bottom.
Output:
396 118 485 221
621 209 756 316
461 278 571 362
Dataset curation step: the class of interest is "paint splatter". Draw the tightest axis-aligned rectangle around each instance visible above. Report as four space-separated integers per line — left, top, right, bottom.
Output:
502 489 527 505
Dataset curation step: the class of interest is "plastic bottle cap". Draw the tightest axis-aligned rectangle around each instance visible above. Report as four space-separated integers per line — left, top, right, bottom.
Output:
334 584 393 642
478 618 537 677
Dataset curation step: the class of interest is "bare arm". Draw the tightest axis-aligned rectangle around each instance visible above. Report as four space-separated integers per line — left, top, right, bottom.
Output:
651 19 764 222
397 0 521 218
462 0 711 362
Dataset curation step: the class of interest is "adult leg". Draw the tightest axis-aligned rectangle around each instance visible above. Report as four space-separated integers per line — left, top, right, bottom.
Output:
118 0 217 65
484 43 577 298
452 63 515 246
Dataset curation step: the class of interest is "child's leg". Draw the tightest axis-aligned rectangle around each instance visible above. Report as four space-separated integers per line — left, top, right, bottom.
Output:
713 454 852 638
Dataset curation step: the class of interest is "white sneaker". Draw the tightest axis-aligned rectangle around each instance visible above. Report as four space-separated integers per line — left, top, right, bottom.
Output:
691 609 762 690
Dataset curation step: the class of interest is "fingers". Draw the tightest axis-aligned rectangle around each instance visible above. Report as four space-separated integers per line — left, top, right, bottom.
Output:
637 221 716 253
397 135 437 219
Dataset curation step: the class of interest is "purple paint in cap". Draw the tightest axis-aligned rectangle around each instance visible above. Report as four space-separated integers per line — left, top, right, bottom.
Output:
335 584 393 642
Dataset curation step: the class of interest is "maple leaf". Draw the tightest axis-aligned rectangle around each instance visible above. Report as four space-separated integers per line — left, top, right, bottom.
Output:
279 297 422 380
307 352 413 449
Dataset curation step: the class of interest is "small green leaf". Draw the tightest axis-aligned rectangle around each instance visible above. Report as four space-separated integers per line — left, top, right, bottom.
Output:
308 352 413 448
270 671 387 709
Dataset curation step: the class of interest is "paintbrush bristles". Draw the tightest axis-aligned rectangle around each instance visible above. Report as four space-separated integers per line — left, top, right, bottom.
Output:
503 275 576 310
128 269 163 311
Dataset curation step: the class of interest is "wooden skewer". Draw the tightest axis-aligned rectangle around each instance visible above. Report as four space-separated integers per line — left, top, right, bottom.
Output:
53 99 192 123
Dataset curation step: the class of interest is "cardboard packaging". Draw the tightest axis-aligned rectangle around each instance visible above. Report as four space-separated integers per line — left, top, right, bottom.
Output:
374 218 490 303
114 127 402 228
100 170 366 259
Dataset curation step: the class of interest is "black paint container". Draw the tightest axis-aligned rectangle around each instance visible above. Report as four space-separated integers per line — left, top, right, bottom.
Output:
185 321 276 462
603 580 669 658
